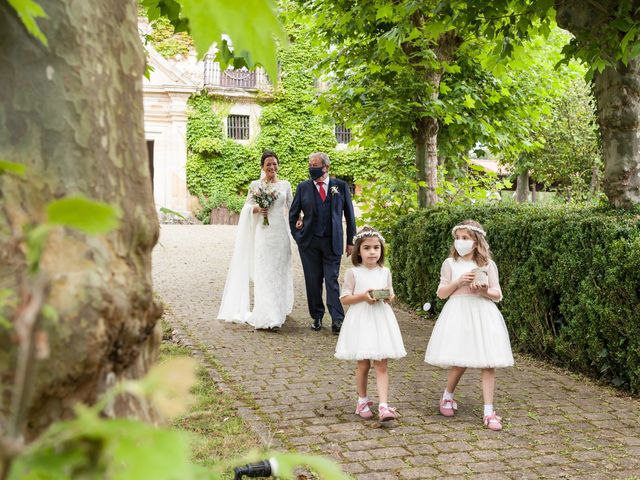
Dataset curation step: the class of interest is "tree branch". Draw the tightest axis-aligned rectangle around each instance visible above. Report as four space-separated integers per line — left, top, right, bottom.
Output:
0 274 50 480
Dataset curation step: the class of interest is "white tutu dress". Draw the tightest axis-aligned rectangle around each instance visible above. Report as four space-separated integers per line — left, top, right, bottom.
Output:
335 266 406 361
425 257 514 368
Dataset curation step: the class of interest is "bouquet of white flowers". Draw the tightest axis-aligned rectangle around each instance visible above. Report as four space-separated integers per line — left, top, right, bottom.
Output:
251 182 279 226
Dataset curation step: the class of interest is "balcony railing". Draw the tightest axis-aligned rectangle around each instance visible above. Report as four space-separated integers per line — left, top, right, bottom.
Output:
204 55 272 91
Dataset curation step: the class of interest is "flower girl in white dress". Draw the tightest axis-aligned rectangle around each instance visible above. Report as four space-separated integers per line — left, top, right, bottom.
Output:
335 227 406 421
425 219 513 431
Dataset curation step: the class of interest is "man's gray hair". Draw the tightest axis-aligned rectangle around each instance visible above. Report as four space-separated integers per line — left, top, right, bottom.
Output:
309 152 330 166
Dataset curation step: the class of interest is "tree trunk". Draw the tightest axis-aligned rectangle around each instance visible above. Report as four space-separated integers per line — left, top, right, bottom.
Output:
414 117 439 207
413 64 448 208
0 0 162 438
515 170 530 202
590 164 600 195
531 183 537 203
593 59 640 207
556 1 640 207
404 22 459 208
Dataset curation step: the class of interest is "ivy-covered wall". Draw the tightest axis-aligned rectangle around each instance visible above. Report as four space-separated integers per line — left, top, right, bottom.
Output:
145 16 192 58
186 94 256 217
185 32 376 222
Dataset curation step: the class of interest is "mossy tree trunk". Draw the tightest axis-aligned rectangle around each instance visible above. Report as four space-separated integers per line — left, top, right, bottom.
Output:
414 116 440 207
515 170 530 203
556 1 640 208
592 58 640 207
408 29 460 208
0 0 162 437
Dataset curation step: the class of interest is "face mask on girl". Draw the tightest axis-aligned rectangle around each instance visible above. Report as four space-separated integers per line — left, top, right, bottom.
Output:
454 239 475 256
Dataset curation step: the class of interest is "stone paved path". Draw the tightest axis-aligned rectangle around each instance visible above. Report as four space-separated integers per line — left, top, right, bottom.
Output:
153 225 640 479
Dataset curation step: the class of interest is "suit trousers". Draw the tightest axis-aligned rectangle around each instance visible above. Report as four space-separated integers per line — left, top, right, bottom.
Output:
298 235 344 326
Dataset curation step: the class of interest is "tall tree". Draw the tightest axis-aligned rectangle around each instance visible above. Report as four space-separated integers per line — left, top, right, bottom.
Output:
299 0 556 207
301 0 464 207
449 0 640 207
555 1 640 207
0 0 284 440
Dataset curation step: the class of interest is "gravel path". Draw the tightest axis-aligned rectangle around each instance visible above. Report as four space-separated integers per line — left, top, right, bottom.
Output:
153 224 640 479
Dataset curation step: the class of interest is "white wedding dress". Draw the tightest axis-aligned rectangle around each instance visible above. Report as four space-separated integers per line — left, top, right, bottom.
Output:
217 179 294 329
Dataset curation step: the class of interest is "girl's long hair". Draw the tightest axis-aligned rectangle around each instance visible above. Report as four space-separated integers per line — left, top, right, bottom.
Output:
450 219 491 267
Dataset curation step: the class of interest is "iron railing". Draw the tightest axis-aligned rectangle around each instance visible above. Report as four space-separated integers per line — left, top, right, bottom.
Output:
204 55 272 90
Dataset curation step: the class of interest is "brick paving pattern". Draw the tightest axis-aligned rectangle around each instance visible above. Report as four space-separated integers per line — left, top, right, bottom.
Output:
153 225 640 479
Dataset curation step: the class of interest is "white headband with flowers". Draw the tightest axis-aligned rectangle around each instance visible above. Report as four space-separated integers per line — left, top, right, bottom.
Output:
352 230 385 244
452 224 486 237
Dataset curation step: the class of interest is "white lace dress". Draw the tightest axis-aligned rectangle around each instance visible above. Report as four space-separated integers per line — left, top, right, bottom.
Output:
217 179 294 329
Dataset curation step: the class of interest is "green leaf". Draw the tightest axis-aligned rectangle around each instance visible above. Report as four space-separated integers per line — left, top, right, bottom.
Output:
629 42 640 60
469 163 488 172
442 63 461 74
0 289 15 331
7 0 48 46
25 224 52 274
41 304 59 323
463 94 476 109
423 21 448 39
10 414 195 480
611 17 634 33
621 27 637 52
177 0 286 84
141 0 188 31
159 206 186 219
105 420 193 480
593 57 607 73
376 4 393 20
144 63 155 81
46 196 121 235
270 452 348 480
0 159 26 176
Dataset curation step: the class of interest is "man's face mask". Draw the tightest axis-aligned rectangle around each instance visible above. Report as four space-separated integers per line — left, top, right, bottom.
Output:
309 166 325 180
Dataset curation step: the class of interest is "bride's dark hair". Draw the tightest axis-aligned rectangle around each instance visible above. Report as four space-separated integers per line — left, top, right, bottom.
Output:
261 150 279 166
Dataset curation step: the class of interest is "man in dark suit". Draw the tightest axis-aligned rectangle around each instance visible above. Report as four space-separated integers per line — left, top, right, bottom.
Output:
289 152 356 334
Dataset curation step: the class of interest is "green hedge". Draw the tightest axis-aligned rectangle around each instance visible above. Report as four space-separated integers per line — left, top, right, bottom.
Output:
391 204 640 393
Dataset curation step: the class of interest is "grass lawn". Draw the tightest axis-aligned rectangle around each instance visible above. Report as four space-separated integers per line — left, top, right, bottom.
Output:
160 323 262 474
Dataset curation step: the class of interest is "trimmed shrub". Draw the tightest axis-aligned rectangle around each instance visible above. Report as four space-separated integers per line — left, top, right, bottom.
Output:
391 204 640 393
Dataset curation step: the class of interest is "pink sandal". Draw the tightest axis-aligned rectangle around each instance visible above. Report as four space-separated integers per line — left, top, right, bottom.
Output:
355 401 373 419
483 412 502 431
439 398 457 417
378 404 398 422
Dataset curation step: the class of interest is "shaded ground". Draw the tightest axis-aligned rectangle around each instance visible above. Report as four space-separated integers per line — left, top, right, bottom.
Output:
153 225 640 479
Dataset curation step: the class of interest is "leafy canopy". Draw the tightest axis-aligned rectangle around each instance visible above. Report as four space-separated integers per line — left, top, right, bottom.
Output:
442 0 640 77
140 0 287 82
9 0 286 83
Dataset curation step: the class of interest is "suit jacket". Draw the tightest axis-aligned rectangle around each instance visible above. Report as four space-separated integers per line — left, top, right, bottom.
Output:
289 177 356 256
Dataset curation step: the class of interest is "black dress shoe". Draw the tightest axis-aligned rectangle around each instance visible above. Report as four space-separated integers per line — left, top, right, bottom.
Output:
311 318 322 331
331 324 342 335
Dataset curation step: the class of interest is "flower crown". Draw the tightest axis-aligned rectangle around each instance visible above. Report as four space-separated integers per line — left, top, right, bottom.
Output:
452 224 486 237
352 230 385 244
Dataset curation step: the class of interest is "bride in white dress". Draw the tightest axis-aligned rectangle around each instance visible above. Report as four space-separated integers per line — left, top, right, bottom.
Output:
217 151 294 330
